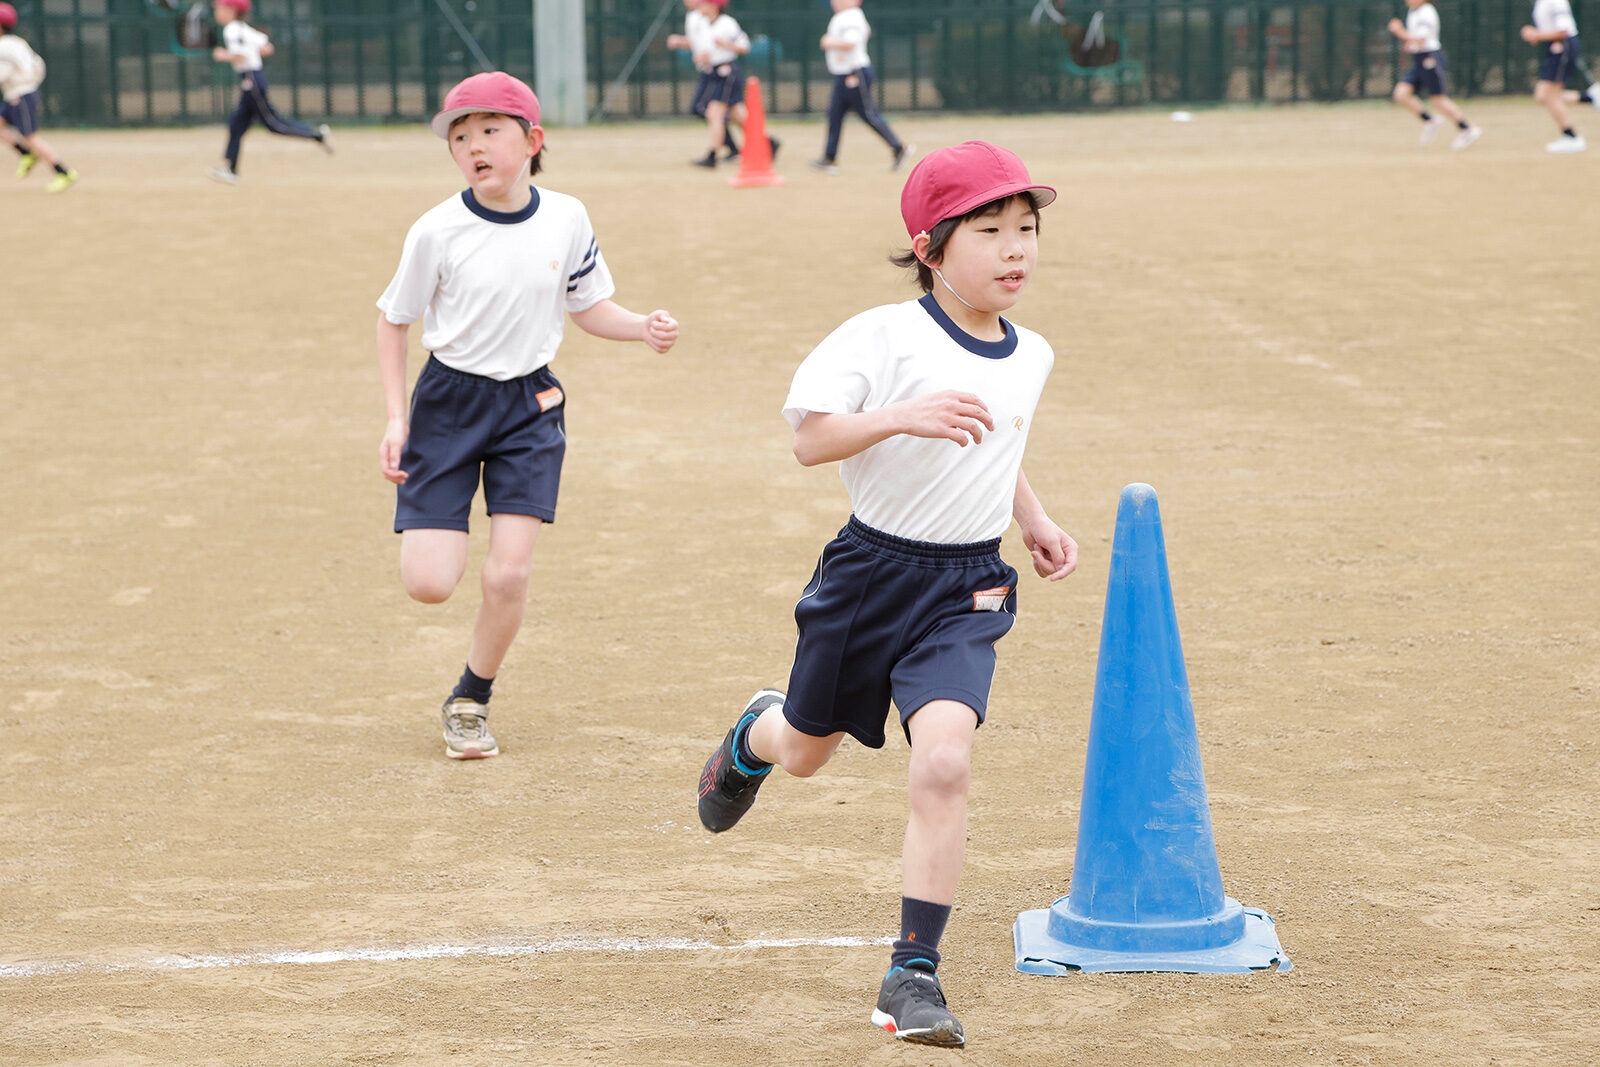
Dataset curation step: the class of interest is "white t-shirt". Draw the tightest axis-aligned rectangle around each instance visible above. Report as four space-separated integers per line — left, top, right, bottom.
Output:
0 34 45 102
223 20 269 72
705 13 749 67
1532 0 1578 36
824 8 872 75
784 297 1054 544
376 187 616 381
684 9 712 71
1404 4 1442 52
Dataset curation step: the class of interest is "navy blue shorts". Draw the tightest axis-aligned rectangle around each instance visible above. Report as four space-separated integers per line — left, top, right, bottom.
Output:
1402 51 1448 96
783 516 1020 749
1 91 41 137
1538 37 1581 84
702 62 745 107
394 356 566 533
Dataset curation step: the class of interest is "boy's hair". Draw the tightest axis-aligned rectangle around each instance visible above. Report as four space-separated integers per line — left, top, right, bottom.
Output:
447 111 543 177
888 192 1041 293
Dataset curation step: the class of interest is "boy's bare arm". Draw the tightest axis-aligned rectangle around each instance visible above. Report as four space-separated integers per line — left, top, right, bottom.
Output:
376 313 411 484
792 391 994 467
568 298 679 353
1013 469 1078 581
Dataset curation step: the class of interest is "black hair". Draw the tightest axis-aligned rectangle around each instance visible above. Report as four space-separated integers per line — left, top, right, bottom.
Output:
447 111 544 177
888 191 1041 293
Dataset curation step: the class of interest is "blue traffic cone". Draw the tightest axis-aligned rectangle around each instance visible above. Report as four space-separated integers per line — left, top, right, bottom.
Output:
1013 483 1290 974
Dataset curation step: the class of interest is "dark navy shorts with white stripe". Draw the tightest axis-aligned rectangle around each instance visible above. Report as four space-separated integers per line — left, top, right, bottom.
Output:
782 515 1020 749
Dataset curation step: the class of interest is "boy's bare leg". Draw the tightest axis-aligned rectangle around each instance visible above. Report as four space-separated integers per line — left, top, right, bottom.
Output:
1391 81 1425 116
20 133 62 168
746 704 844 777
1427 94 1466 124
465 513 542 679
1536 79 1573 129
902 700 979 904
705 100 728 153
399 528 469 604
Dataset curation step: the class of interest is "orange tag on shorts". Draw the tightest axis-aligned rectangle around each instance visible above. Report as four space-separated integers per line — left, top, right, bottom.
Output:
535 385 564 412
971 586 1011 611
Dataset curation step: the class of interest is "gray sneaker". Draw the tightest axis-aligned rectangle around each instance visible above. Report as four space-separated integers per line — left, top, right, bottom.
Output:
317 124 334 154
441 697 498 759
871 965 965 1047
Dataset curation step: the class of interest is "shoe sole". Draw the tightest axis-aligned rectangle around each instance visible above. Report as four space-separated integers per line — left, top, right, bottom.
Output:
444 742 499 759
870 1009 965 1047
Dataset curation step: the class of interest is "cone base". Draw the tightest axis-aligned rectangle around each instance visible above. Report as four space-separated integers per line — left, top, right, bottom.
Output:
728 173 785 188
1013 899 1292 974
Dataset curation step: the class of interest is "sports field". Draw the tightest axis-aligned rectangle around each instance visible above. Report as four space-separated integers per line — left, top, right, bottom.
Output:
2 100 1596 1064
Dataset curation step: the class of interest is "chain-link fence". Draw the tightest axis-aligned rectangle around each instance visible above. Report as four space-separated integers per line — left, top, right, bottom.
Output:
16 0 1600 127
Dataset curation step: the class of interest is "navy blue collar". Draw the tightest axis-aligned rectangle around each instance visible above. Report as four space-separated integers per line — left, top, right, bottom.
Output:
461 186 540 224
918 293 1017 359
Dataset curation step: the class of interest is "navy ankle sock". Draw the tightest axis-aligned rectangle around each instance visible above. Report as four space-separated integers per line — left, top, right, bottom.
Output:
11 142 27 156
53 162 69 175
733 714 771 772
452 665 493 705
889 896 951 972
1419 111 1433 122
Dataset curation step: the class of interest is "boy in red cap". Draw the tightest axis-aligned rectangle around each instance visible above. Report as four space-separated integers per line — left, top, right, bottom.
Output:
206 0 330 184
376 72 678 760
695 141 1077 1047
0 2 79 192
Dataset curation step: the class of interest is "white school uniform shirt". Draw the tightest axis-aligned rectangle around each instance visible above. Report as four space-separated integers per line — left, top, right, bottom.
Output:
705 13 749 67
824 7 872 75
222 20 269 73
783 297 1054 544
376 186 616 381
1404 4 1442 52
1532 0 1578 36
683 9 713 71
0 34 45 102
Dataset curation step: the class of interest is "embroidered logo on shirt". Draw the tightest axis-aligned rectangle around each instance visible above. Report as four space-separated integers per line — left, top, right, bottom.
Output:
1012 416 1025 430
536 386 564 412
971 586 1011 611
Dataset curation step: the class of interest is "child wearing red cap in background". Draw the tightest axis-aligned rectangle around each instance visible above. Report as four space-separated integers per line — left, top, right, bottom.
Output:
376 72 678 761
206 0 330 184
0 2 78 192
694 140 1077 1047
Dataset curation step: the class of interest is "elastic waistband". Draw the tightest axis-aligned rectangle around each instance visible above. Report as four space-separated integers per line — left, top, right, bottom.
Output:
843 515 1002 567
423 354 556 387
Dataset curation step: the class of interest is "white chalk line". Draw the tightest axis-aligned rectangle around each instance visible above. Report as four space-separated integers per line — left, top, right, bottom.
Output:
0 934 893 981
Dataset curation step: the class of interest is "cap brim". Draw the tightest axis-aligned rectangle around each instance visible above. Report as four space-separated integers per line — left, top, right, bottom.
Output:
942 181 1058 222
430 106 481 138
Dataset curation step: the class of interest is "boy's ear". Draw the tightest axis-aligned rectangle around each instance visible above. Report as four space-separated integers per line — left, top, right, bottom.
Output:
527 125 545 157
912 230 935 267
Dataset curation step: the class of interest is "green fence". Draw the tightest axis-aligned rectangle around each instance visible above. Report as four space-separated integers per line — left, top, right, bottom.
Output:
16 0 1600 127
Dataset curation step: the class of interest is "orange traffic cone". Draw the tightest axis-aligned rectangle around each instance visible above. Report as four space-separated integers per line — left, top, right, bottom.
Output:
728 76 784 188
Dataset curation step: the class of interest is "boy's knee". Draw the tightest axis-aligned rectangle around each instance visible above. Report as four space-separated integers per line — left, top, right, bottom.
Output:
481 556 532 602
402 571 456 604
909 741 972 799
1392 84 1411 102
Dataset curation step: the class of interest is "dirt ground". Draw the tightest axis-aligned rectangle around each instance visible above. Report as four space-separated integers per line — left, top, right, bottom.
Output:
2 100 1596 1065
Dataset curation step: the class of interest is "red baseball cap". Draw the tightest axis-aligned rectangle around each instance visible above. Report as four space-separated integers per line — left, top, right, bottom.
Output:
431 71 541 139
214 0 251 13
0 2 19 29
900 141 1057 239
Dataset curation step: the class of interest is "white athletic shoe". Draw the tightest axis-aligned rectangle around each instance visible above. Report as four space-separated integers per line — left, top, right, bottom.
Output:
206 166 239 185
1450 126 1482 151
317 124 334 154
1419 116 1444 146
1546 135 1588 153
1589 84 1600 111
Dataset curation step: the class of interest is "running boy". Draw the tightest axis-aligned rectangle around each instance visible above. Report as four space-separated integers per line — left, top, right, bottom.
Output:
695 141 1077 1047
377 72 678 760
1387 0 1481 150
680 0 776 169
1523 0 1591 151
666 0 738 160
811 0 911 173
207 0 330 184
0 3 78 192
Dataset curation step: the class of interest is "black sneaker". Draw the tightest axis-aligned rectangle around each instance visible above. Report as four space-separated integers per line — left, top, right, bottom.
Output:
697 689 782 832
691 151 717 168
767 135 781 162
871 964 965 1047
